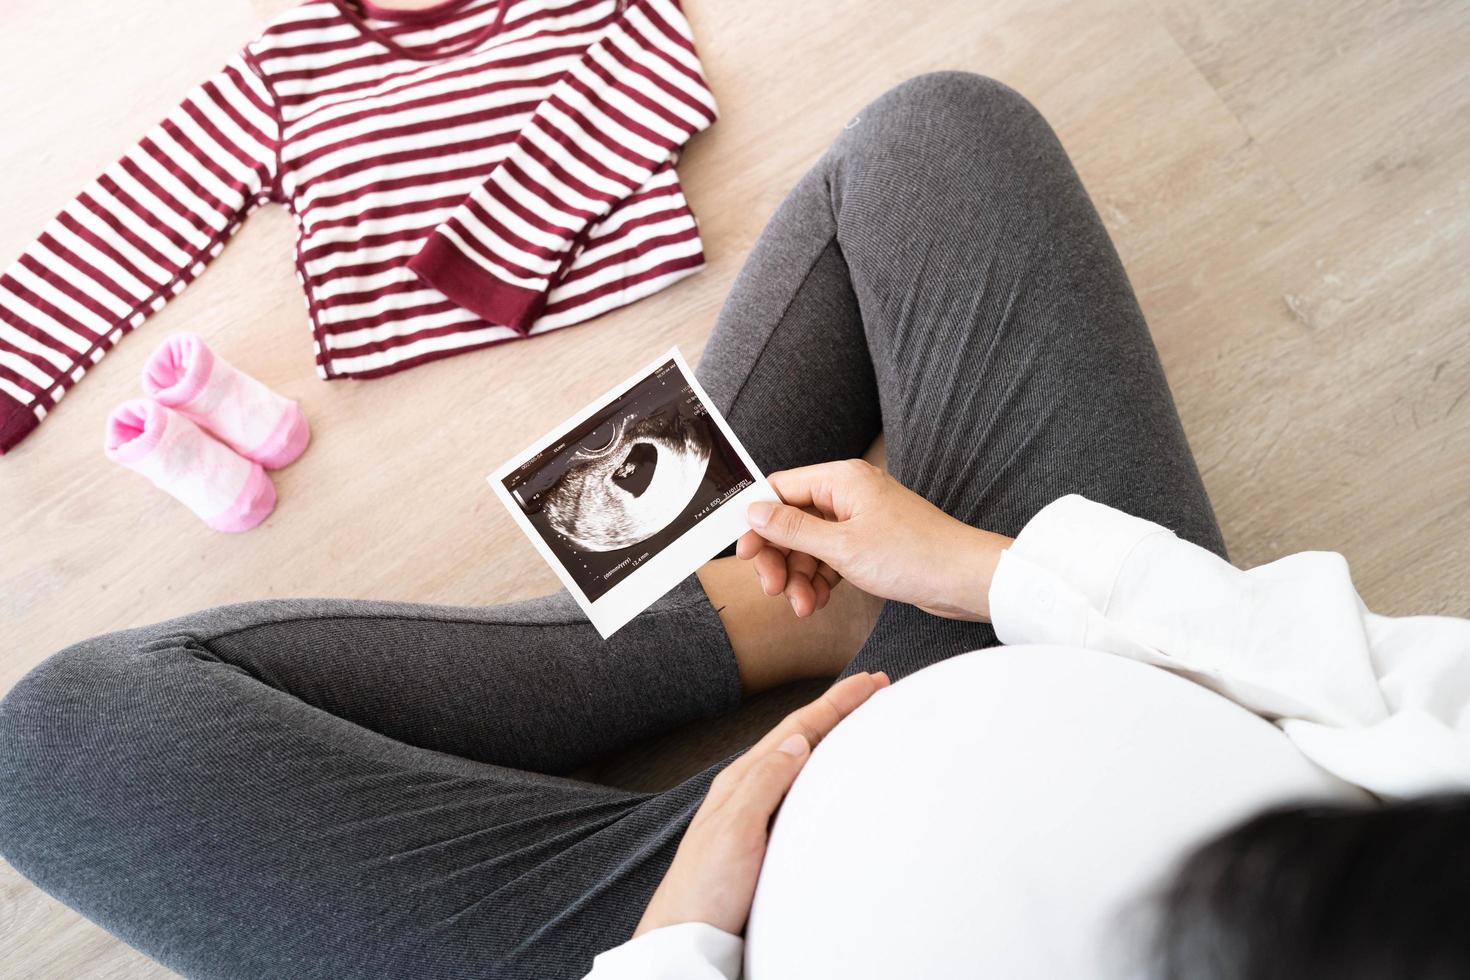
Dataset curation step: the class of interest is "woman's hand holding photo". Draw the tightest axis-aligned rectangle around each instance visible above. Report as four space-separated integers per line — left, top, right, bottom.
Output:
737 460 1014 620
632 671 890 939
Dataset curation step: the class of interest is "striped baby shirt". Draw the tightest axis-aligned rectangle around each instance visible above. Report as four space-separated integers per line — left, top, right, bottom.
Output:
0 0 717 455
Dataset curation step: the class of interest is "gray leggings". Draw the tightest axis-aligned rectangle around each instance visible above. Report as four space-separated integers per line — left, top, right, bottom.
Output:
0 73 1224 979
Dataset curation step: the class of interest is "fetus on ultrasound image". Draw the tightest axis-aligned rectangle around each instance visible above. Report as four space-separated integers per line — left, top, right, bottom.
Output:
502 359 756 601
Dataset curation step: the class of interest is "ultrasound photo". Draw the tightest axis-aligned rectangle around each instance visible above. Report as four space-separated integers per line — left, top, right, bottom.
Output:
491 350 774 637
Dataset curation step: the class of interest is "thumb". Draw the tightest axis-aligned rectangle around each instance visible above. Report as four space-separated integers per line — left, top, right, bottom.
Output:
732 734 810 822
747 501 845 562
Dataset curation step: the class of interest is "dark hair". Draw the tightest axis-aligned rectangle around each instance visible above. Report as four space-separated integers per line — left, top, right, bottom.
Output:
1147 794 1470 980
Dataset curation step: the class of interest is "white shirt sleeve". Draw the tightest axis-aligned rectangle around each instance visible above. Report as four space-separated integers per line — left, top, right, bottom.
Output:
582 922 743 980
988 494 1470 799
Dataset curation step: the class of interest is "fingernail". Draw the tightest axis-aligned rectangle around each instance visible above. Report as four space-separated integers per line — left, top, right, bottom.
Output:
777 733 808 757
747 501 773 528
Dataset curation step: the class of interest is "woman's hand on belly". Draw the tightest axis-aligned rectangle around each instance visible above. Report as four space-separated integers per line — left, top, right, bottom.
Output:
736 459 1013 620
633 671 890 939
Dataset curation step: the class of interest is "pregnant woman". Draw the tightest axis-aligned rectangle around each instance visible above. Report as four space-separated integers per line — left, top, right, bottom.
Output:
2 73 1467 979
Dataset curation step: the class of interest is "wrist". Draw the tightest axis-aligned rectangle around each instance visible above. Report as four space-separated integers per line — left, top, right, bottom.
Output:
949 525 1012 621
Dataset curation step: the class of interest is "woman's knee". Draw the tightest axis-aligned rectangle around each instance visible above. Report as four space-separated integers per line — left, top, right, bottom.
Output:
851 71 1050 144
1 633 119 734
829 71 1062 198
875 71 1040 120
0 631 158 858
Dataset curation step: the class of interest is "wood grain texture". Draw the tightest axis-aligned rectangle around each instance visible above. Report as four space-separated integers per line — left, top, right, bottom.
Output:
1 0 1467 975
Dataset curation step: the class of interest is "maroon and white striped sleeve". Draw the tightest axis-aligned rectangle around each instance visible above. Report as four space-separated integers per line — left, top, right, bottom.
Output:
0 50 280 456
407 0 717 333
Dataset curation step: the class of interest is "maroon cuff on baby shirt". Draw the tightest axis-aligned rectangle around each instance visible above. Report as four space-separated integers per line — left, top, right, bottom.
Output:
0 388 39 456
408 234 548 335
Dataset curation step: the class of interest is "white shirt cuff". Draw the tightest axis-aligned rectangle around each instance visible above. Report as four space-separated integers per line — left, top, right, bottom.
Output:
584 922 743 980
989 495 1170 647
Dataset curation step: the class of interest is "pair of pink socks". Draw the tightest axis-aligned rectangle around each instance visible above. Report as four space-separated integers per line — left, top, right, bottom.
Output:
103 334 310 532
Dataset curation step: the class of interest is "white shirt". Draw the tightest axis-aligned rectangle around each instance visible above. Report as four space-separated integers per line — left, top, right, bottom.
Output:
585 495 1470 979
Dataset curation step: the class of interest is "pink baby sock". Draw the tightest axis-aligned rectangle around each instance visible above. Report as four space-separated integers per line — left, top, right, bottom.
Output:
104 400 275 533
141 333 310 469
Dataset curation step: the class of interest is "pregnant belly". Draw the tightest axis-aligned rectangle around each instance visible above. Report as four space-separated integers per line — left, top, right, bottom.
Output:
743 646 1365 979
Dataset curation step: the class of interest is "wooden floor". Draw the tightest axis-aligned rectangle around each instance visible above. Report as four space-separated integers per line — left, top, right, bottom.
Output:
2 0 1467 975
